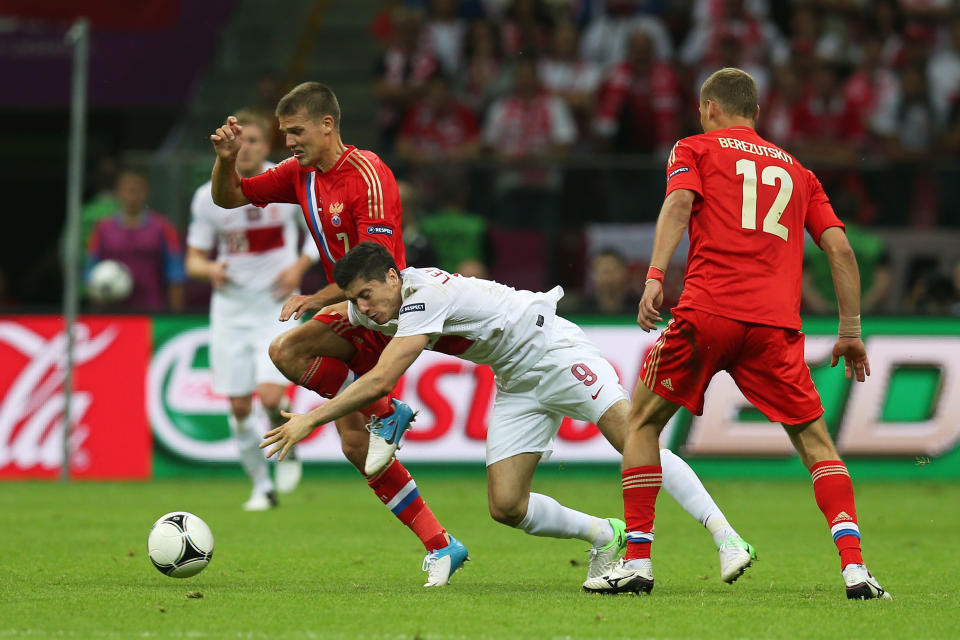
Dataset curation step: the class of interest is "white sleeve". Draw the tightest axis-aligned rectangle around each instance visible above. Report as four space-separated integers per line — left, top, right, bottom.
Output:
186 187 217 251
393 286 450 338
547 97 577 146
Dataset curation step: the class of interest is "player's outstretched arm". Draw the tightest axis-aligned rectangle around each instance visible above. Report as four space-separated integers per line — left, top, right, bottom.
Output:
638 189 695 331
820 227 870 382
279 282 347 321
210 116 250 209
260 334 430 460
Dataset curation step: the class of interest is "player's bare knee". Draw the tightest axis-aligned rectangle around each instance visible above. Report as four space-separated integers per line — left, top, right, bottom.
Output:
268 333 290 371
229 397 252 420
488 495 524 526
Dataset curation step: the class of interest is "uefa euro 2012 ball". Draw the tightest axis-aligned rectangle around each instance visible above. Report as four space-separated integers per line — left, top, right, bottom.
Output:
87 259 133 303
147 512 214 578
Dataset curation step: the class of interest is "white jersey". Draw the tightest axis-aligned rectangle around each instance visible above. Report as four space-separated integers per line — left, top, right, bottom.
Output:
348 267 564 388
187 163 319 297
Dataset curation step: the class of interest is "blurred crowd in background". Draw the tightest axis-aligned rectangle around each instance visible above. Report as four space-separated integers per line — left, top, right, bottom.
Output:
2 0 959 317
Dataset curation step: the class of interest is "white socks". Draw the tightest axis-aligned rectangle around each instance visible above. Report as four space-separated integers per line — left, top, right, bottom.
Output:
516 492 612 547
228 411 273 495
659 448 737 547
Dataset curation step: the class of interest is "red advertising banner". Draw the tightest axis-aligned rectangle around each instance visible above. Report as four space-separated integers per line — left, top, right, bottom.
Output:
0 316 152 479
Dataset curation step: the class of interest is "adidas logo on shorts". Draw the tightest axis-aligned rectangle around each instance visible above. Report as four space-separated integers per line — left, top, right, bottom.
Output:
660 378 674 391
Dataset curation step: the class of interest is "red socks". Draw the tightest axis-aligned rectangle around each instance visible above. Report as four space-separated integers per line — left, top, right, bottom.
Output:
622 465 662 561
367 459 448 552
297 356 394 421
298 356 349 399
810 460 863 568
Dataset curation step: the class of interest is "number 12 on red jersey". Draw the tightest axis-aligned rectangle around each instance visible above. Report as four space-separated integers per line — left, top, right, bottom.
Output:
735 158 792 241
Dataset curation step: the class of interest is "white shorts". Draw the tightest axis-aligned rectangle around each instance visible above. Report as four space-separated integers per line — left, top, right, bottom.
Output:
209 290 291 397
486 317 629 465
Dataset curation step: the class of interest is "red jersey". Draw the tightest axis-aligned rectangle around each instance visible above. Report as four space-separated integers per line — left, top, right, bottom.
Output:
240 146 406 281
665 126 843 330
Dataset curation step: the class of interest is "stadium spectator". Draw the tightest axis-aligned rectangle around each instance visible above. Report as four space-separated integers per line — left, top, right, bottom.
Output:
85 167 185 311
459 18 509 115
868 0 906 67
760 65 802 145
398 180 439 268
61 155 120 273
791 61 865 164
483 56 576 225
927 14 960 125
423 0 467 74
396 73 481 164
499 0 554 59
209 83 463 587
679 0 788 70
904 266 958 314
373 9 439 150
843 33 899 136
579 248 636 315
593 29 682 155
420 174 490 274
871 64 940 224
538 20 603 138
579 0 674 69
589 67 890 601
692 31 770 103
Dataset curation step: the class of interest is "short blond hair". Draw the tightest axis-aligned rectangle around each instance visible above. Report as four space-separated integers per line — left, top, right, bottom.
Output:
700 68 759 120
234 109 274 141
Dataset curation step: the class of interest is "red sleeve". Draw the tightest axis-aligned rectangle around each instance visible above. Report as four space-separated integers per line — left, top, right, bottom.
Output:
664 138 703 198
803 170 844 246
348 155 404 264
240 157 299 207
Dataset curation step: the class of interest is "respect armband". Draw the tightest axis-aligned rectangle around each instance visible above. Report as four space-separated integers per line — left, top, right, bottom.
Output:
645 266 665 285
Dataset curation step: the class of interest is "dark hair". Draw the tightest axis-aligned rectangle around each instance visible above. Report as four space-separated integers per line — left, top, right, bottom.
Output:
700 67 759 120
594 247 627 265
275 82 341 130
114 165 149 187
333 242 400 289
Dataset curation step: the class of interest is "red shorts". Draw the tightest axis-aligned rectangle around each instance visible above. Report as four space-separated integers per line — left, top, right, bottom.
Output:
313 312 391 376
640 308 823 424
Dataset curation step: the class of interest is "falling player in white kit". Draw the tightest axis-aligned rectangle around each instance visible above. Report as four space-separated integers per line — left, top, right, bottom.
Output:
262 242 757 587
187 110 320 511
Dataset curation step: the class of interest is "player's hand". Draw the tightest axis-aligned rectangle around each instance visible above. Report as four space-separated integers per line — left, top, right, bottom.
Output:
210 261 231 290
272 266 300 302
830 336 870 382
260 410 314 461
636 280 664 332
209 115 243 160
279 291 326 321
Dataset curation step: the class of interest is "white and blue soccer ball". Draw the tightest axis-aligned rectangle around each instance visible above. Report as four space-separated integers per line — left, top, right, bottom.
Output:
87 259 133 303
147 512 214 578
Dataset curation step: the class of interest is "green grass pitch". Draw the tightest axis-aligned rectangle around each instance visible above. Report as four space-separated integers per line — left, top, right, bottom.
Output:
1 466 957 639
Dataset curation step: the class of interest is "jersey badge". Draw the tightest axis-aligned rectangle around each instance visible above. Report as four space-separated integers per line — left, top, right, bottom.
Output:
667 167 690 181
366 225 393 236
400 303 425 314
329 201 344 215
244 207 262 222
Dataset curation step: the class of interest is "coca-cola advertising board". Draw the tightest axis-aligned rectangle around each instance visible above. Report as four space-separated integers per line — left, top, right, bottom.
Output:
151 315 960 479
0 316 151 479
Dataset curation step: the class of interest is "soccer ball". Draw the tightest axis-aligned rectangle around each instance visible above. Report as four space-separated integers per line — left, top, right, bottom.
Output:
87 259 133 303
147 512 214 578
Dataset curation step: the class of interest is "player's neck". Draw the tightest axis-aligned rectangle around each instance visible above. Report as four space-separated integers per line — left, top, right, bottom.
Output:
315 138 348 172
705 117 755 133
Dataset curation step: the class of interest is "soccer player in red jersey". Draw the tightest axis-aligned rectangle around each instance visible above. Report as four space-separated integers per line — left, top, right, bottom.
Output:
584 68 891 600
209 82 464 587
